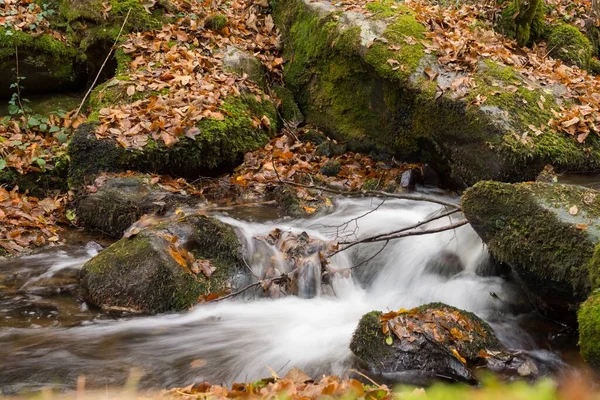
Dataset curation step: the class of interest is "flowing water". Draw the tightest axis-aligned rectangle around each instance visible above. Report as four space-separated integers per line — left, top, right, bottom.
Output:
0 196 567 394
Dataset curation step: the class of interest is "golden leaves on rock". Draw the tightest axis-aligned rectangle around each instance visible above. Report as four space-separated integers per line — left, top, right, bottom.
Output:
380 305 488 365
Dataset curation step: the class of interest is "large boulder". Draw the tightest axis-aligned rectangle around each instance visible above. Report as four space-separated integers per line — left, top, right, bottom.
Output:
77 175 198 238
273 0 600 187
350 303 542 384
80 215 244 313
462 181 600 311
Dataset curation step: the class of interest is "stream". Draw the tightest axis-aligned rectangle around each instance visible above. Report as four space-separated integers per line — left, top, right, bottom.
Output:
0 196 570 394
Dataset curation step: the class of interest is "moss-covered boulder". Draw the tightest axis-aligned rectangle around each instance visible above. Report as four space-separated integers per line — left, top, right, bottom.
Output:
77 175 197 238
68 93 278 186
80 214 244 313
579 290 600 369
462 181 600 311
274 0 600 187
547 24 593 69
350 303 540 383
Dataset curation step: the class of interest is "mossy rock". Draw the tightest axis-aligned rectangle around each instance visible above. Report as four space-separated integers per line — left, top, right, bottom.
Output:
204 13 228 32
76 175 195 238
578 289 600 369
349 303 502 384
69 94 279 186
462 181 600 311
0 28 81 98
274 0 600 187
80 214 244 313
547 24 593 69
222 46 267 90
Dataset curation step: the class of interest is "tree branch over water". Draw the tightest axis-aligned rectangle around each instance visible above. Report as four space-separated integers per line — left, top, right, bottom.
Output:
328 208 465 257
278 180 461 210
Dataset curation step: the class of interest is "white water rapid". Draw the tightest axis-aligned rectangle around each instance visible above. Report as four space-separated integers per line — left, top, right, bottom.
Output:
0 197 561 393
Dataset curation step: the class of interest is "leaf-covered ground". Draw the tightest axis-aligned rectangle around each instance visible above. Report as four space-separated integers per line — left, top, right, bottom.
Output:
93 0 282 149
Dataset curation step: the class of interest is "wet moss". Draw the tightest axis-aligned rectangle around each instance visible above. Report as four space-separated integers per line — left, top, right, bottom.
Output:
462 181 600 306
272 85 304 123
350 304 502 371
548 24 593 69
579 289 600 369
320 160 341 177
349 311 392 367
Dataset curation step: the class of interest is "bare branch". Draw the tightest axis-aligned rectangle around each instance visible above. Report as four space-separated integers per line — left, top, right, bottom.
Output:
278 179 460 209
328 208 462 257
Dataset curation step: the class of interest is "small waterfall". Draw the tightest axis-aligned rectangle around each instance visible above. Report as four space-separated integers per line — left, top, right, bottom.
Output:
0 197 561 392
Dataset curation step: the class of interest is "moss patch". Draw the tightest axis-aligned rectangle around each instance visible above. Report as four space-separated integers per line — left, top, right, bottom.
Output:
548 24 593 69
579 289 600 369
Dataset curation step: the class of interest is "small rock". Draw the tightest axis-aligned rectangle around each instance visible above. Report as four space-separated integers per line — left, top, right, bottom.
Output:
320 160 341 177
399 169 421 190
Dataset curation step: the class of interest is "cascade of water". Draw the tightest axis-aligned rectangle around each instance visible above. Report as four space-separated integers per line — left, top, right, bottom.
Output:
0 197 561 392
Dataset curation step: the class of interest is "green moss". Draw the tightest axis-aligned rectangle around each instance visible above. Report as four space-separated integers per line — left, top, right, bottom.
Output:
362 178 381 191
462 181 598 304
364 7 426 82
578 289 600 369
204 14 228 31
364 0 397 18
0 28 76 60
548 24 593 69
272 85 304 123
320 160 341 176
187 215 244 295
349 311 392 366
81 215 243 313
498 0 545 47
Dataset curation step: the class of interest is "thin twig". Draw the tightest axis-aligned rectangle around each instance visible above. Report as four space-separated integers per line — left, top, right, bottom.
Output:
328 208 461 257
349 369 381 388
14 46 27 118
350 240 389 270
279 179 460 209
75 8 132 117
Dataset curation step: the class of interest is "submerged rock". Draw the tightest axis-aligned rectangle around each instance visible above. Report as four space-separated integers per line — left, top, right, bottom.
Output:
462 181 600 311
80 215 244 313
273 0 600 187
77 175 196 238
350 303 541 384
423 250 464 278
